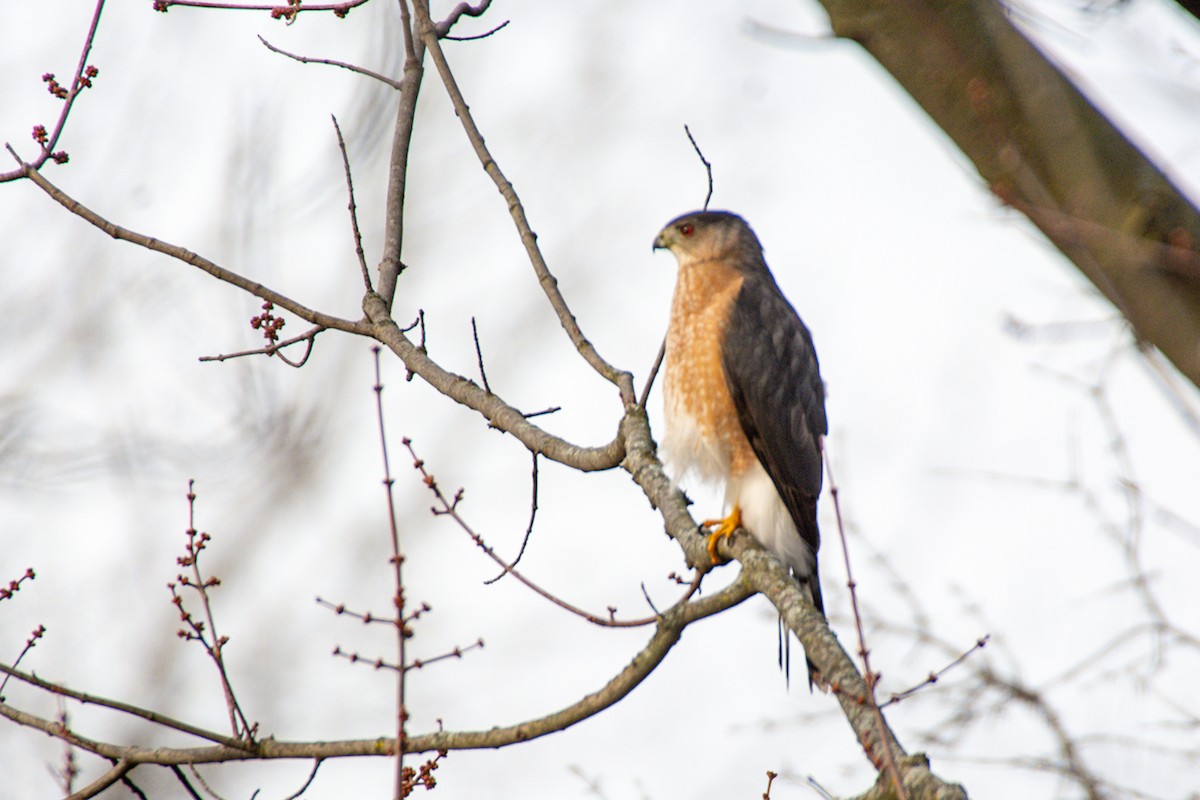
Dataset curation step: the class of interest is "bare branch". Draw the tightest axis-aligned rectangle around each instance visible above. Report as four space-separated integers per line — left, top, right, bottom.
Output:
0 580 749 764
637 338 666 410
404 438 672 627
281 759 323 800
882 635 991 708
152 0 369 19
683 124 714 211
484 451 538 583
0 621 43 698
470 317 492 394
444 20 510 41
198 325 325 365
0 0 105 182
366 294 625 472
827 455 906 798
432 0 491 37
370 347 408 796
172 484 254 740
413 1 635 403
377 0 427 307
258 36 403 90
9 161 367 335
63 758 132 800
331 115 373 292
0 664 247 749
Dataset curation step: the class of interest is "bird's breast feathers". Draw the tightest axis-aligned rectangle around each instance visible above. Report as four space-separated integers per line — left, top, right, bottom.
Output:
662 258 757 482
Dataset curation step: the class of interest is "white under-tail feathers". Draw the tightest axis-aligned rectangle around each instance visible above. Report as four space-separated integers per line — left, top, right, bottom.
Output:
661 402 818 584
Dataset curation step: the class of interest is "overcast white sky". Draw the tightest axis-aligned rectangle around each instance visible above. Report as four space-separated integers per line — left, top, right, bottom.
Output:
2 1 1199 798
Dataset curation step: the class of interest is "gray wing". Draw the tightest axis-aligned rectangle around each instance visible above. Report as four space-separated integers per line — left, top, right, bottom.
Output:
720 273 827 609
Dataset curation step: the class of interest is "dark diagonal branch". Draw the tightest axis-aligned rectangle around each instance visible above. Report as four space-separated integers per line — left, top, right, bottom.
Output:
637 338 666 410
444 20 509 41
63 757 132 800
484 451 538 583
683 124 713 211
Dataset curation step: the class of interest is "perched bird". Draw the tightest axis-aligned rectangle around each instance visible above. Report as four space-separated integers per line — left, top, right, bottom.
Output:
653 210 827 684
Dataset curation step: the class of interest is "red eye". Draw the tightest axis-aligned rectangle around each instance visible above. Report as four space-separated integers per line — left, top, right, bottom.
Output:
680 224 694 236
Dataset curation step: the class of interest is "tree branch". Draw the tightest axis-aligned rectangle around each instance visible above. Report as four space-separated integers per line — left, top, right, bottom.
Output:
412 0 635 403
0 0 105 181
815 0 1200 391
258 36 403 90
63 758 133 800
9 159 366 335
0 579 750 764
376 0 427 308
365 293 626 471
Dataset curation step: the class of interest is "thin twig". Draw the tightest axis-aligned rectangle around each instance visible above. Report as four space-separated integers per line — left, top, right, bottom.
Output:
444 20 509 41
119 768 149 800
176 484 254 740
484 451 538 584
332 115 373 292
199 325 325 365
0 623 43 699
826 454 906 798
471 317 491 393
170 766 204 800
371 347 408 795
258 36 402 90
404 438 703 627
152 0 368 17
683 124 714 211
882 635 991 707
282 759 324 800
638 338 666 410
63 758 132 800
0 0 106 182
405 639 485 673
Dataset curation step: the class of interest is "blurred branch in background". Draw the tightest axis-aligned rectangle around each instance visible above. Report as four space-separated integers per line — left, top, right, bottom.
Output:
813 0 1200 391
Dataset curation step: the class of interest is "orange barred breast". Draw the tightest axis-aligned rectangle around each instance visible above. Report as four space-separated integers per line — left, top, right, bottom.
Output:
664 257 759 480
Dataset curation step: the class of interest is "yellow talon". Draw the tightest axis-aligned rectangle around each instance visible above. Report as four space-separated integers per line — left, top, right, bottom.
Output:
701 505 742 565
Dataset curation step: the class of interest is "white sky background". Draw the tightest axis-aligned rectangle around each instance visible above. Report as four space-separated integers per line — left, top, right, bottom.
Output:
1 1 1199 798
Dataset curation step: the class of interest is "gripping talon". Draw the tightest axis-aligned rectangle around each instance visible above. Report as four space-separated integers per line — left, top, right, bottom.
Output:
701 505 742 565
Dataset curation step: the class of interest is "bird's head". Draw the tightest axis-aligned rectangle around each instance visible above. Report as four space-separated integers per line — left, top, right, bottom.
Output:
652 210 765 271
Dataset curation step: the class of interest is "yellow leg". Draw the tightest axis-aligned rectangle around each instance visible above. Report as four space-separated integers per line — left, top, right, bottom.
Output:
701 505 742 565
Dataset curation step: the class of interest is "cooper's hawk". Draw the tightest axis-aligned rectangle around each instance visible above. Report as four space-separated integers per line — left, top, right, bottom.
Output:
653 210 827 683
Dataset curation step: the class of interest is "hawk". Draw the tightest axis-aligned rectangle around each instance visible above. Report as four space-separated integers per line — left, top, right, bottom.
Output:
653 210 827 682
